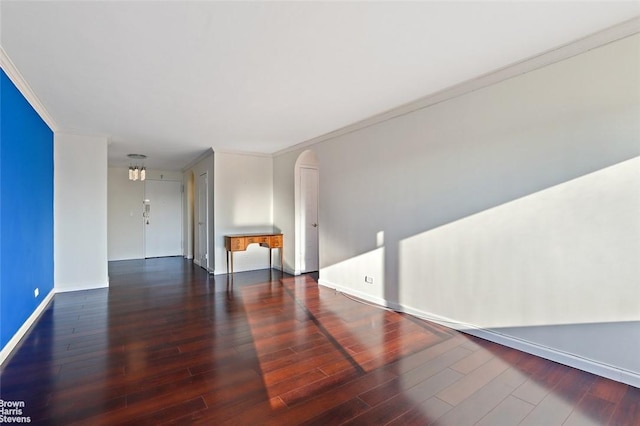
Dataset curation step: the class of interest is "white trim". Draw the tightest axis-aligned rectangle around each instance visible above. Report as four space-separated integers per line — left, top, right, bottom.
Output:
199 171 209 271
396 305 640 389
55 130 111 140
464 326 640 389
0 46 58 131
282 265 298 276
55 281 109 293
274 17 640 157
193 255 215 275
0 289 56 366
318 279 640 388
213 148 273 158
318 278 390 308
182 148 214 172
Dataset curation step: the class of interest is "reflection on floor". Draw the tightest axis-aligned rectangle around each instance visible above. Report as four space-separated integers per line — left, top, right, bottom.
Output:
0 258 637 425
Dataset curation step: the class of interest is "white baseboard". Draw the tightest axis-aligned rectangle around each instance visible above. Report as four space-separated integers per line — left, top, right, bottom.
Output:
318 279 640 388
192 258 214 274
318 278 389 307
212 266 291 276
55 281 109 293
0 289 56 366
400 305 640 389
284 265 297 276
463 324 640 389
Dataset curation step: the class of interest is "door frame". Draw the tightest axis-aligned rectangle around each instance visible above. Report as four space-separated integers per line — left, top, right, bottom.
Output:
195 171 209 270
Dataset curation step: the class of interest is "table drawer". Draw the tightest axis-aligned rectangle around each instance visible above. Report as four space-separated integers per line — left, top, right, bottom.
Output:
230 237 245 251
247 236 270 245
269 235 283 247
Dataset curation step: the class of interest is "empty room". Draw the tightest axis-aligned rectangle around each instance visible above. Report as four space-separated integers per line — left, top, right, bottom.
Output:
0 1 639 425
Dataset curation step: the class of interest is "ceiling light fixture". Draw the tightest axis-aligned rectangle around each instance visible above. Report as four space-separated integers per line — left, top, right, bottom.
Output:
127 154 147 181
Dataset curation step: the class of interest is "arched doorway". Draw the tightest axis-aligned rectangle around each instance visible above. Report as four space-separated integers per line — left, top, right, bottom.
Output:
295 150 319 274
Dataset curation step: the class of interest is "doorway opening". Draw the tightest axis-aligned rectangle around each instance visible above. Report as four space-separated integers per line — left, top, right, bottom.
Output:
185 171 195 260
194 171 209 270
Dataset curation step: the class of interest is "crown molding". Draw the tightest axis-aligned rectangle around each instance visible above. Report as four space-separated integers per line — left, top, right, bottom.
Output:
55 130 111 141
213 148 273 158
274 16 640 157
0 45 59 131
182 147 214 172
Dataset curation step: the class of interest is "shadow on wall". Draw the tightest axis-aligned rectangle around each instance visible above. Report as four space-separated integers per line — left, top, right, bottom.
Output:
320 155 640 336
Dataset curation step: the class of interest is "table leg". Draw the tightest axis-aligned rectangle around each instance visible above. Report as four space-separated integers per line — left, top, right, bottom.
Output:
269 248 273 270
280 247 284 273
227 251 234 287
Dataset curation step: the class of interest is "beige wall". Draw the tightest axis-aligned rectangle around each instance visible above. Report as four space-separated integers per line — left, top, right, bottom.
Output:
55 132 109 291
214 151 274 273
107 167 183 261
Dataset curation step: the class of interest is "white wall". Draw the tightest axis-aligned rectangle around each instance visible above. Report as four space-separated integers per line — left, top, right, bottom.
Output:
183 149 214 272
107 167 144 260
273 149 298 274
214 151 274 273
54 133 109 291
107 167 182 261
273 33 640 384
183 170 195 260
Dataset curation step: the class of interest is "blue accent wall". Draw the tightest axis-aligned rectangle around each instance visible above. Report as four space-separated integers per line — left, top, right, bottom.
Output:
0 69 54 350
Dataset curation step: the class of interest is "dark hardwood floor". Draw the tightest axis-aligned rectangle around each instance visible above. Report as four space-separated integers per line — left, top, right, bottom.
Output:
0 257 638 425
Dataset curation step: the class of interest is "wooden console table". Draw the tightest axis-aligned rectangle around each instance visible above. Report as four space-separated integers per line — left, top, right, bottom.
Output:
224 233 283 274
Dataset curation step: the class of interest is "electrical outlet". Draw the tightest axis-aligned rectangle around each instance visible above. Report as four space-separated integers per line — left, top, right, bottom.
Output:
34 288 39 298
364 276 374 284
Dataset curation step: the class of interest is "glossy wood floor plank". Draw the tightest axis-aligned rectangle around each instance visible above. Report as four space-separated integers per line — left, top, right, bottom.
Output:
0 257 637 425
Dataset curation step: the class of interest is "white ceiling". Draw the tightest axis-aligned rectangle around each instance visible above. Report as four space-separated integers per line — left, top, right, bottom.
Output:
1 1 639 170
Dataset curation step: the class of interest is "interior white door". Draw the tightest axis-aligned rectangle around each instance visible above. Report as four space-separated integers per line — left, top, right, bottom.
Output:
197 172 208 269
144 180 182 258
300 167 319 272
